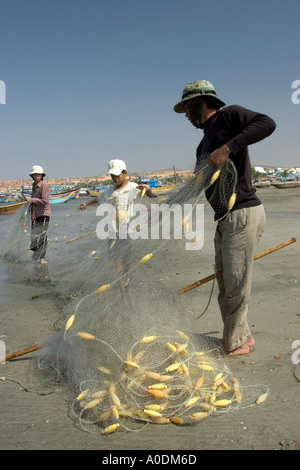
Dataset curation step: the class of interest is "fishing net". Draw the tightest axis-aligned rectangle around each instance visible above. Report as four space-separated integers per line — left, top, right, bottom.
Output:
1 155 264 435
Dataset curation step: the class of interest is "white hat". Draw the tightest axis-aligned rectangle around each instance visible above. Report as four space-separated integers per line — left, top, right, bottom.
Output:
108 159 127 176
29 165 45 177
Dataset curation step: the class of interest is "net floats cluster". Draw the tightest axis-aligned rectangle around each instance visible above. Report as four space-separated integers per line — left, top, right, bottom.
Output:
69 329 244 435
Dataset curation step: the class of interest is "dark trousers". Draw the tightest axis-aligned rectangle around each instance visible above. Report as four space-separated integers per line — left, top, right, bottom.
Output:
30 216 50 260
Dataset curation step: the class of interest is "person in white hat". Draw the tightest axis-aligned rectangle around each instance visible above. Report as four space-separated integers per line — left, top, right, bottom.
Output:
27 165 51 265
79 159 156 212
79 159 156 283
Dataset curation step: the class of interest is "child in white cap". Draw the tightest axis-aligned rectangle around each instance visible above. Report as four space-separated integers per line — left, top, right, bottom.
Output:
79 159 156 283
80 159 156 214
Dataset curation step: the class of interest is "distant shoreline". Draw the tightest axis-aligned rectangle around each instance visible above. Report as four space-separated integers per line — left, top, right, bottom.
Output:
1 163 299 191
0 169 192 191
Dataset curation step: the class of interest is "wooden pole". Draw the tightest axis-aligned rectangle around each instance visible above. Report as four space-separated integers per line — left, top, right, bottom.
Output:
66 230 96 244
2 239 296 361
177 237 296 294
3 344 40 362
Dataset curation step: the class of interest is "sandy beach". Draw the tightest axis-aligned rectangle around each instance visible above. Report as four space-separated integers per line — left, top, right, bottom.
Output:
0 186 299 451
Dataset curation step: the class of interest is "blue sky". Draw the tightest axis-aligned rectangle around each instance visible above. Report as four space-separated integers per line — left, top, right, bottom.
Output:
0 0 300 180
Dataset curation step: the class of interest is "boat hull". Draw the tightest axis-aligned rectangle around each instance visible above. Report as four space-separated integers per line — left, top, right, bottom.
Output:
271 182 300 189
0 201 27 214
23 189 80 203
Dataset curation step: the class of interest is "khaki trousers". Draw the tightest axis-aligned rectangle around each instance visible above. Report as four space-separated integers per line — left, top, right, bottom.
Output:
214 205 266 351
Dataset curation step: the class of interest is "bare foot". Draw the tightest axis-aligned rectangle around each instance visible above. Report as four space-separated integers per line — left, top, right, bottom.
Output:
224 343 250 357
246 337 255 347
40 259 48 265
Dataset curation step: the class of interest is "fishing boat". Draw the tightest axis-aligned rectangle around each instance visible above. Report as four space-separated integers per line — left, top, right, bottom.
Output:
49 191 77 204
79 188 89 196
253 181 271 188
0 201 27 214
87 185 178 197
22 186 80 200
23 190 78 204
8 195 23 202
87 186 109 197
53 186 80 198
70 188 80 199
271 181 300 189
47 188 80 200
0 194 10 203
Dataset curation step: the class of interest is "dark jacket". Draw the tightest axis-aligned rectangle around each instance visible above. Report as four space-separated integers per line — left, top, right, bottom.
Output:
196 105 276 217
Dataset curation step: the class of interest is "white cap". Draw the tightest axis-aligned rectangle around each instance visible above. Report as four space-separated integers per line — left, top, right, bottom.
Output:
108 159 126 176
29 165 45 176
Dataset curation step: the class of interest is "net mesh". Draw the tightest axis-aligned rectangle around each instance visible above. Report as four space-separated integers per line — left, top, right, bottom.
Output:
1 156 262 434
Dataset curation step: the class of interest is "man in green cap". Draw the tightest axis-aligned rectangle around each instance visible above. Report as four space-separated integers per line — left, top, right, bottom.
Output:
174 80 276 356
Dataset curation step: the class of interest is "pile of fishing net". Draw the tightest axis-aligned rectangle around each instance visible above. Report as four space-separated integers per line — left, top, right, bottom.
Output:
35 256 245 435
1 156 267 435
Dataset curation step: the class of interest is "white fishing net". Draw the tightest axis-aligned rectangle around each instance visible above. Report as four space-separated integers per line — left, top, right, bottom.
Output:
1 155 265 435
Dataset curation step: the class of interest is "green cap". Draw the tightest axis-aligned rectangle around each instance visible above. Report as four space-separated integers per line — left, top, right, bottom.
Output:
174 80 226 113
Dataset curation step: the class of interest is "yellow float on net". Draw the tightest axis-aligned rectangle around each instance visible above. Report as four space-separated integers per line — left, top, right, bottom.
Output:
228 193 236 210
84 398 102 410
145 404 166 412
65 314 75 331
256 393 268 405
77 332 95 340
139 253 153 264
195 377 204 390
188 412 208 421
124 360 139 369
165 362 180 372
111 405 119 419
149 389 168 398
97 366 111 375
180 213 191 227
196 171 204 184
210 169 221 184
185 396 200 408
75 388 89 401
95 284 110 294
214 399 232 407
140 335 156 344
171 416 184 425
102 423 120 435
143 409 162 419
176 330 189 340
149 383 167 390
166 342 177 353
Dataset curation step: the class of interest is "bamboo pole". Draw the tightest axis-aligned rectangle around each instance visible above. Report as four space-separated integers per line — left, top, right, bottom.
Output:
3 344 40 362
177 237 296 294
66 230 96 244
3 239 296 361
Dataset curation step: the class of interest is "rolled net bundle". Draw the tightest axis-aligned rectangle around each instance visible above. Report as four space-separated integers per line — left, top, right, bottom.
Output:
164 155 237 222
1 156 249 434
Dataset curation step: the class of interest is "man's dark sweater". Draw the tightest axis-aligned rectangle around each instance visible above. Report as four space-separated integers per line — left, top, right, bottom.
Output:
196 105 276 218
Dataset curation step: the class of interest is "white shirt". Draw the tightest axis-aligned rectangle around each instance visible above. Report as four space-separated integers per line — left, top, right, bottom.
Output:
97 182 141 234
